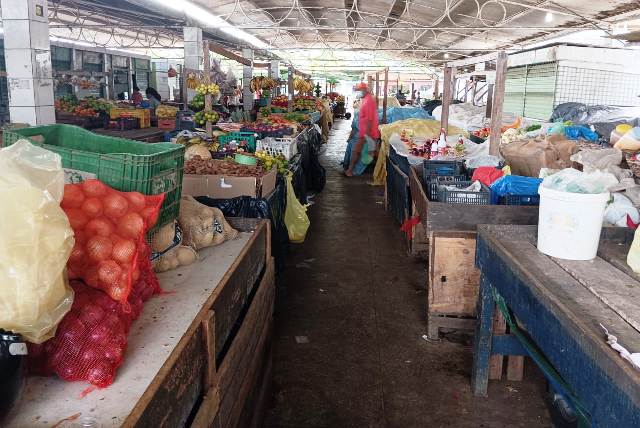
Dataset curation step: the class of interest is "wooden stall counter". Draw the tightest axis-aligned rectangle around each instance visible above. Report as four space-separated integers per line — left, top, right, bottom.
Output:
6 218 274 428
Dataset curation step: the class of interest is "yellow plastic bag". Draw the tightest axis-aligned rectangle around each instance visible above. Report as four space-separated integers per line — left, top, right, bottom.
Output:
0 140 75 343
284 173 310 243
627 227 640 273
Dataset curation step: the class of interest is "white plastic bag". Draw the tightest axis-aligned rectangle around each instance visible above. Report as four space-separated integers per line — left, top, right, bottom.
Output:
604 193 639 227
542 168 618 194
0 140 74 343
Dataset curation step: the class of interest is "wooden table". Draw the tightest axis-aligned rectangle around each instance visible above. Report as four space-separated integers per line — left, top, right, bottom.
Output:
472 225 640 427
93 127 167 143
6 218 274 428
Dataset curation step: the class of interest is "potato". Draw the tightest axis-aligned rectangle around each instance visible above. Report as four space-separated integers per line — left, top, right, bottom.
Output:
176 246 197 266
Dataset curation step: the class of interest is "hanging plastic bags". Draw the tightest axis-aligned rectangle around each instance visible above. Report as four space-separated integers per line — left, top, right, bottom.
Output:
284 173 310 243
0 140 75 343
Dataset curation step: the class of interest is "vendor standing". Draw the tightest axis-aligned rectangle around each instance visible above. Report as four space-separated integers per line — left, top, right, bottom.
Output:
145 87 162 110
345 82 380 177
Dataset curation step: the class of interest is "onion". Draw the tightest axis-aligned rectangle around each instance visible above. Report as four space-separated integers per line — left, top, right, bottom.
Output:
82 179 108 198
89 324 111 343
103 193 129 218
61 185 85 209
69 243 85 263
81 197 103 217
141 206 159 227
112 239 136 263
118 212 144 239
79 304 106 326
98 260 122 287
86 236 113 262
87 361 115 388
85 218 115 237
125 192 146 211
83 266 100 289
103 344 124 363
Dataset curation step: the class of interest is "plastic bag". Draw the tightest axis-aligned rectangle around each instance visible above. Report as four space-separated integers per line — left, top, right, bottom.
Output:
570 148 622 172
614 127 640 151
472 167 504 186
490 175 542 204
28 247 160 388
62 180 164 305
466 155 501 169
564 126 598 141
604 193 639 227
542 168 618 194
284 173 310 243
0 140 75 343
178 196 238 250
628 228 640 273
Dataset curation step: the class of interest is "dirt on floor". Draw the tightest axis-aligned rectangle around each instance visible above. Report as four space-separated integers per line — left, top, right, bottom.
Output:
264 118 552 428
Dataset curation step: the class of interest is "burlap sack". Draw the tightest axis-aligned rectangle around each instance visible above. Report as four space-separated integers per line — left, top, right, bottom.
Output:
500 135 578 177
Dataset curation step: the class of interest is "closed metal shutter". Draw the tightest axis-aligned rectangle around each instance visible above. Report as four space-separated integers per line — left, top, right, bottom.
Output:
503 65 527 116
523 62 557 120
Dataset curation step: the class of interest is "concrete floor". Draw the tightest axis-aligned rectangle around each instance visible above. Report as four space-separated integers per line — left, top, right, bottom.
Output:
264 118 552 428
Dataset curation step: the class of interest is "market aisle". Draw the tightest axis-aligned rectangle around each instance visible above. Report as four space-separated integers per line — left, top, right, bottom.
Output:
265 119 551 428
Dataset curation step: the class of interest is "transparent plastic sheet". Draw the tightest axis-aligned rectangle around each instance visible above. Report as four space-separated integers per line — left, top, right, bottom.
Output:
604 193 639 227
284 173 310 244
542 168 618 194
0 140 74 343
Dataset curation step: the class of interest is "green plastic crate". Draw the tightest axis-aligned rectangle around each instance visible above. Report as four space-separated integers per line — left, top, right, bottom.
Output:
3 124 184 230
217 132 257 152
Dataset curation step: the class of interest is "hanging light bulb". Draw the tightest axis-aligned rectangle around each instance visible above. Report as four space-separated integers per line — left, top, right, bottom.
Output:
545 12 553 23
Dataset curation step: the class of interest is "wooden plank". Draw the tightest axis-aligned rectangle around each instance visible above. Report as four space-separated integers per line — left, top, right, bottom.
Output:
217 259 275 427
489 311 507 380
208 42 251 66
213 224 267 361
427 315 475 338
489 51 507 156
507 355 525 381
202 310 217 389
440 66 455 131
428 232 480 316
191 388 221 428
552 256 640 335
247 343 273 428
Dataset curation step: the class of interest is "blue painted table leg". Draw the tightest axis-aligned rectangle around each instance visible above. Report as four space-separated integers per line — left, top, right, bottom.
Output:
472 274 495 397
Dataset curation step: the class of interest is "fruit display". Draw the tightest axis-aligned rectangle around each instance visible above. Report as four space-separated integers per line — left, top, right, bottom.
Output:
176 133 217 152
250 76 279 92
189 93 205 112
156 105 179 119
73 105 98 117
185 156 267 177
194 110 220 126
241 121 294 138
283 112 310 123
336 95 345 104
472 127 490 139
293 96 319 112
271 95 289 109
55 95 79 112
254 151 289 175
186 72 201 90
196 82 220 96
293 78 313 94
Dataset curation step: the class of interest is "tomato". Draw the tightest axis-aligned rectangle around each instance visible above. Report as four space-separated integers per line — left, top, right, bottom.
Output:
86 236 113 262
85 218 115 237
98 260 122 287
118 212 144 239
81 197 103 217
103 193 129 218
81 179 108 198
61 185 85 209
65 208 89 229
112 239 136 263
125 192 146 211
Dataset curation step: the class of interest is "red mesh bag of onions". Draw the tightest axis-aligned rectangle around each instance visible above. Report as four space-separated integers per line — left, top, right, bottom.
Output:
28 243 161 388
61 179 164 305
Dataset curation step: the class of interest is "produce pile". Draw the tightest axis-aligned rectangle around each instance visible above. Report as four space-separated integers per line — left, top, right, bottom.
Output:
283 112 310 123
185 156 267 177
189 93 205 112
250 76 279 92
241 120 295 138
55 95 79 113
271 95 289 109
336 95 345 104
196 82 220 96
293 78 313 94
194 110 220 126
472 127 490 139
294 96 319 112
254 151 289 174
61 179 164 303
156 105 179 119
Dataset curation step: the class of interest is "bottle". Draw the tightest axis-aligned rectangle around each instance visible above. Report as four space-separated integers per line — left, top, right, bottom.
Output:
430 137 439 158
437 128 447 155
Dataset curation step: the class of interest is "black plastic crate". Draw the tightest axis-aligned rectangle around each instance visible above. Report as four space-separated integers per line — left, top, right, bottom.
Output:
469 134 486 144
423 160 465 184
498 194 540 206
436 180 491 205
426 175 467 201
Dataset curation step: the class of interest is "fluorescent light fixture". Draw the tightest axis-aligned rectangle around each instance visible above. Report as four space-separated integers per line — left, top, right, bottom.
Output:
545 12 553 23
151 0 269 50
444 53 450 59
49 35 95 48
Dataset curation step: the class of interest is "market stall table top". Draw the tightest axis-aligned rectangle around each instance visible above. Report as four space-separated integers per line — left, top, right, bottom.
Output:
93 127 167 143
5 218 272 428
472 225 640 427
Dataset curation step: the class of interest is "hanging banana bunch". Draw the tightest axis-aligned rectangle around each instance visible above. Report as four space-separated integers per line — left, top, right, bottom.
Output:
187 72 201 90
294 78 313 94
250 76 264 93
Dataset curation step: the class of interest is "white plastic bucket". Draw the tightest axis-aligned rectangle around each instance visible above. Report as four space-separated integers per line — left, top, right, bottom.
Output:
537 186 610 260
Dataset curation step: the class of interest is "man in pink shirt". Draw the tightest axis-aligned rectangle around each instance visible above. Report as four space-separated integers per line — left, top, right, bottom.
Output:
345 82 380 177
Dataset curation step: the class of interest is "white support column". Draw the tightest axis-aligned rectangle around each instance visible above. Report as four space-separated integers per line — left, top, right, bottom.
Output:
242 49 253 112
1 0 55 125
270 60 279 96
183 26 203 103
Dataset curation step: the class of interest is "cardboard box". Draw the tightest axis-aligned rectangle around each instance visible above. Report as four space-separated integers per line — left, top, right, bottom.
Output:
181 168 277 199
110 108 151 128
